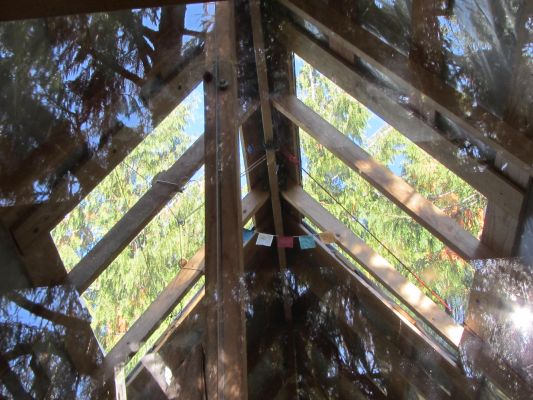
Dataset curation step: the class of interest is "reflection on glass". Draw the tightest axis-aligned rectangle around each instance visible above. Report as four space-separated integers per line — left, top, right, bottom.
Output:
83 181 205 352
0 5 211 208
295 68 478 324
1 0 532 399
51 85 204 271
0 286 110 399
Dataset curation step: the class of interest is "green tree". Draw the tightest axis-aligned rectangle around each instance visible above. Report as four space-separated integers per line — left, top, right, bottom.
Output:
52 97 205 351
296 60 486 323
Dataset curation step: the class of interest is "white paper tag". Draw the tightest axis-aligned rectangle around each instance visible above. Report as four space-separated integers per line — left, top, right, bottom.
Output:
256 233 274 247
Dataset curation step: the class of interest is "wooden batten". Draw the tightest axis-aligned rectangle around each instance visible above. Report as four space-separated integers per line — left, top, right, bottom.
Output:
204 1 248 398
68 135 205 293
282 183 464 348
277 0 533 177
274 95 493 261
250 0 288 269
274 18 524 219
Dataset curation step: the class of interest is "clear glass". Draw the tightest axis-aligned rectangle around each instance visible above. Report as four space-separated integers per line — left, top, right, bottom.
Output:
1 0 532 399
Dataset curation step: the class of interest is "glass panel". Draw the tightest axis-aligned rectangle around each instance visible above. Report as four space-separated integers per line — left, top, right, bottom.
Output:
51 85 204 270
1 0 532 399
295 55 487 238
0 6 210 210
0 286 111 399
85 179 205 351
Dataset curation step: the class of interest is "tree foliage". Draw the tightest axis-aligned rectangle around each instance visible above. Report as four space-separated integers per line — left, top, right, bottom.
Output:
296 60 486 323
52 95 205 351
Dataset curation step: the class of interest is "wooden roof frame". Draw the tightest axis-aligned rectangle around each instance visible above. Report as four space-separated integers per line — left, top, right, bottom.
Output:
1 0 532 398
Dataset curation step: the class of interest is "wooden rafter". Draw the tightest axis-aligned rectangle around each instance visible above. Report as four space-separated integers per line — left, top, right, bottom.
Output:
275 20 524 218
278 0 533 177
0 0 213 21
65 99 258 293
274 95 493 261
285 218 475 399
204 1 248 397
68 134 205 293
102 189 268 376
12 53 206 251
249 0 288 268
282 183 464 348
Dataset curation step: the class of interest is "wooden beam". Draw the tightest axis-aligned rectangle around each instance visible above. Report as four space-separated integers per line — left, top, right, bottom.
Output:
0 0 212 21
282 183 464 348
12 54 205 251
204 1 247 398
274 20 524 218
126 293 206 398
286 217 476 398
275 95 492 261
250 0 287 267
68 134 204 293
277 0 533 176
126 243 267 396
114 364 127 400
104 248 204 374
481 202 521 257
291 253 452 400
249 8 297 391
102 189 266 377
140 353 180 399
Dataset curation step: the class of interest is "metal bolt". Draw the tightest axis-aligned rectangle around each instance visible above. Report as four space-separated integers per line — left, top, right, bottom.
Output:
218 79 229 90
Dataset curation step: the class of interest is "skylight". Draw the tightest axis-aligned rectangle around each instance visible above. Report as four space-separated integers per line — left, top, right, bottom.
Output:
295 55 487 323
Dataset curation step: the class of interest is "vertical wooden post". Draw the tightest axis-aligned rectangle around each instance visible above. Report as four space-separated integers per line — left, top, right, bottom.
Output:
114 364 127 400
204 1 248 399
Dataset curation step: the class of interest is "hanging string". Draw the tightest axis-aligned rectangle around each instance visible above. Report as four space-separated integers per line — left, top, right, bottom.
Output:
241 155 266 177
301 165 453 313
121 160 203 267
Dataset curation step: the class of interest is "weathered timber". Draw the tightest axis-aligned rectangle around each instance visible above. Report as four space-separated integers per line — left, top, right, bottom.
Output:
282 183 464 348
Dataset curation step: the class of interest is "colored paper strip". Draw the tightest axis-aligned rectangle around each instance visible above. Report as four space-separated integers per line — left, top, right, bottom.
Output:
243 228 255 242
277 236 294 248
299 235 316 250
319 231 336 244
256 233 274 247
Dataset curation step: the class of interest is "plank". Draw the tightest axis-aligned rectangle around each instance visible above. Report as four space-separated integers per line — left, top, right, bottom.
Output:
140 353 180 399
1 0 213 21
13 53 205 250
250 0 287 268
114 364 127 400
169 344 205 400
481 202 520 257
68 134 204 293
292 256 452 400
102 189 267 377
274 95 493 261
249 8 297 387
285 218 475 399
104 248 204 374
204 1 248 397
282 183 464 348
126 294 205 399
274 20 524 217
278 0 533 176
